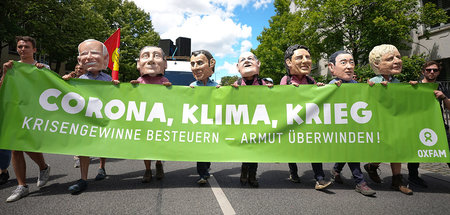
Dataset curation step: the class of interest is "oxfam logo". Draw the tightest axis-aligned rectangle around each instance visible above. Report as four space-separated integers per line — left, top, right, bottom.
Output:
419 128 438 147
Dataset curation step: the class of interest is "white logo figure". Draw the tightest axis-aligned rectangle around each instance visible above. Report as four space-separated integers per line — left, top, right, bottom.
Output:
419 128 438 147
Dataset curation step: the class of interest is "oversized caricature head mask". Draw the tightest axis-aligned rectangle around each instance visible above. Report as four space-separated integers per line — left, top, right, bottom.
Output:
369 44 402 75
284 44 312 76
328 51 355 82
190 50 215 82
137 46 167 76
77 39 109 73
237 52 260 78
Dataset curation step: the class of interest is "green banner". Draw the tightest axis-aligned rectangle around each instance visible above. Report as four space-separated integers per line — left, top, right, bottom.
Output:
0 62 449 163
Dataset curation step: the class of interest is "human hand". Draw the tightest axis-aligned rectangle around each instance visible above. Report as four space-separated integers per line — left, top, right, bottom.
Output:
434 90 447 100
163 82 172 87
367 80 375 86
409 80 418 85
292 83 299 87
215 85 221 88
317 82 325 87
130 80 139 84
380 81 388 86
231 83 239 88
334 80 342 87
2 60 13 75
62 74 72 80
112 80 120 85
35 63 46 69
267 83 274 88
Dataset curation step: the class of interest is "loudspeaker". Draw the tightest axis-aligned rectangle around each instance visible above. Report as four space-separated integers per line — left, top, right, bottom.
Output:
176 37 191 57
158 39 173 57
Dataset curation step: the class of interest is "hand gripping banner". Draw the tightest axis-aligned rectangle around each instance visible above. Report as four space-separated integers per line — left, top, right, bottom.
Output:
0 62 449 163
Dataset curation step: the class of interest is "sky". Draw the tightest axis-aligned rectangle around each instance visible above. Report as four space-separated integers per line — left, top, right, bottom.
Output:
131 0 276 82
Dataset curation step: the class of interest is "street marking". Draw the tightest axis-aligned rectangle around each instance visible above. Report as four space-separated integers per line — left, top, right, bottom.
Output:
225 138 235 141
209 175 236 215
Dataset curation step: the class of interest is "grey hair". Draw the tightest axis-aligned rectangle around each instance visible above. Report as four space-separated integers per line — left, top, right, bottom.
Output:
78 39 109 58
369 44 398 74
237 52 258 63
137 46 166 61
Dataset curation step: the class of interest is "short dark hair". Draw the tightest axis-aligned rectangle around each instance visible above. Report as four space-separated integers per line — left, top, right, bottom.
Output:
191 49 214 72
16 36 36 48
329 50 350 65
422 60 441 72
284 44 310 75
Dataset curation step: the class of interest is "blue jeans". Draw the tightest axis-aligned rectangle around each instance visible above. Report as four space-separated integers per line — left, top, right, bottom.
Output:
0 150 11 170
334 162 365 184
288 163 325 181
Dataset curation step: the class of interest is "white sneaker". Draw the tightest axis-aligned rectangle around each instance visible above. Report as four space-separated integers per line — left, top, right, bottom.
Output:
6 185 29 202
37 165 50 187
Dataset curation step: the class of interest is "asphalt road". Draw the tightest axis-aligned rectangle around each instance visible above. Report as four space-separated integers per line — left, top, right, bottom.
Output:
0 154 449 215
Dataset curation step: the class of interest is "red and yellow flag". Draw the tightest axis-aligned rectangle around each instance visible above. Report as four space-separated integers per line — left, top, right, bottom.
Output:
104 28 120 80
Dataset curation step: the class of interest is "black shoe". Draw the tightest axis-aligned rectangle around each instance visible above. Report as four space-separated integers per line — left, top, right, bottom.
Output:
0 171 9 185
364 164 381 183
289 174 301 183
330 169 343 184
95 168 106 181
409 176 428 188
248 172 259 188
68 179 87 194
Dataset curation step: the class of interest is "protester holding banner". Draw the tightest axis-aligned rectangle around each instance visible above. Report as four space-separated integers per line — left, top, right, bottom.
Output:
364 44 413 195
2 36 51 202
232 51 272 188
130 46 172 183
327 50 376 196
189 50 220 185
0 150 11 185
67 39 116 194
280 44 332 190
407 61 450 187
62 64 86 79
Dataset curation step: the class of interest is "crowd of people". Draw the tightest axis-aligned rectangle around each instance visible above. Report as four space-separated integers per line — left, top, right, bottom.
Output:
1 36 449 202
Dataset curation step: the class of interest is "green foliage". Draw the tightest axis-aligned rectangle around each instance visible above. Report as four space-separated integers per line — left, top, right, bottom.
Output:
254 0 447 83
354 54 427 83
1 0 160 82
220 75 239 86
396 55 426 82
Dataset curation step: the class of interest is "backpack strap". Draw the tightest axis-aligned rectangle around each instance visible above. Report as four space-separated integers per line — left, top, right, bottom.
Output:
237 77 242 86
305 76 315 84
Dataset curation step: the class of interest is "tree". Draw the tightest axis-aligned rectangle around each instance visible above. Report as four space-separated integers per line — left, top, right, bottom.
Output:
220 75 239 86
90 0 160 81
254 0 447 82
252 0 295 84
1 0 160 81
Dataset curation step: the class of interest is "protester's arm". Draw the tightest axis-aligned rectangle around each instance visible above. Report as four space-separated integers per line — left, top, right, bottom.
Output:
435 90 450 110
1 60 14 87
62 71 76 80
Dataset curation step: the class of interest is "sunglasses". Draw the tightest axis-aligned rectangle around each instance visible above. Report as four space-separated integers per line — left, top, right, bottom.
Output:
425 68 439 72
